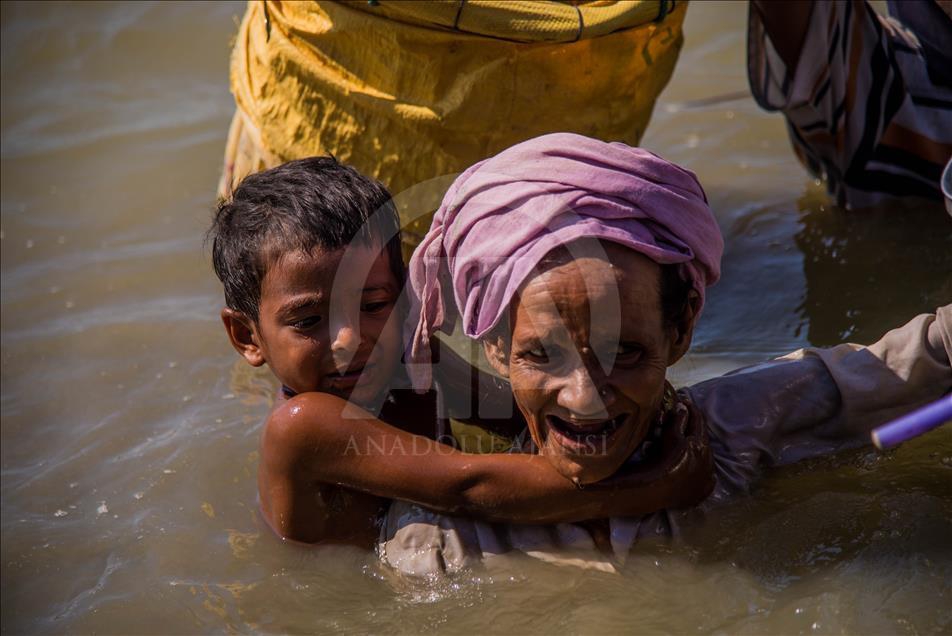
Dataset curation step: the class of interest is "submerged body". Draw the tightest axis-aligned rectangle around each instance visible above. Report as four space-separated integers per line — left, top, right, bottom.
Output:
748 0 952 208
396 133 952 575
212 157 714 546
381 308 952 575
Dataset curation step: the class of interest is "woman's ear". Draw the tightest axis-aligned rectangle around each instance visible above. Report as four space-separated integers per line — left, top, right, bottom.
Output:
221 308 266 367
482 336 511 378
667 289 700 366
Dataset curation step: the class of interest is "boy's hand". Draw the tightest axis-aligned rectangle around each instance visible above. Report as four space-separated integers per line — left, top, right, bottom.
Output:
662 399 716 508
592 399 715 512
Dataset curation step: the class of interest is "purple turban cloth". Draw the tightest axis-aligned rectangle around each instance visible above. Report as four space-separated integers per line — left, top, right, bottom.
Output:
406 133 723 389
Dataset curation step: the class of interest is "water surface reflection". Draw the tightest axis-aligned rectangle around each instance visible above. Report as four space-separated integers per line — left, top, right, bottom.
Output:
796 193 952 346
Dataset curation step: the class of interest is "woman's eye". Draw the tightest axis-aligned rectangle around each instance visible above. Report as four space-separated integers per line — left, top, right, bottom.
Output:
523 344 555 364
615 343 643 359
292 316 322 330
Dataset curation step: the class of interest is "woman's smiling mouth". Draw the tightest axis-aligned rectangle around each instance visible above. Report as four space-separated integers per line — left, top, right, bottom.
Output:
544 412 630 453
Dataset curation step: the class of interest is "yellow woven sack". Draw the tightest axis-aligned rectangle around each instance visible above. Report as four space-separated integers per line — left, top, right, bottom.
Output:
226 0 686 248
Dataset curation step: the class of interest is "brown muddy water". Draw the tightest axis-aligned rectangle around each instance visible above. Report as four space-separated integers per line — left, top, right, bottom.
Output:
2 2 951 634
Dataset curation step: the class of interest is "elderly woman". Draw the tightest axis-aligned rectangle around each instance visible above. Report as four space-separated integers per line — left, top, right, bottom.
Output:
379 133 952 574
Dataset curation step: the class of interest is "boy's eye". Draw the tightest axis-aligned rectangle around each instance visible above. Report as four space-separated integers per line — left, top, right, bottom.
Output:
291 315 322 330
361 300 391 314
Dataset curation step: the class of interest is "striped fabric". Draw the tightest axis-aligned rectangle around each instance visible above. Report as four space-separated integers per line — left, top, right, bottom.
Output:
748 1 952 209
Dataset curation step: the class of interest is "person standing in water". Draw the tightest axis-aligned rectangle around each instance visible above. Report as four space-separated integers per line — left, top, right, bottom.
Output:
379 133 952 575
748 0 952 209
208 155 715 545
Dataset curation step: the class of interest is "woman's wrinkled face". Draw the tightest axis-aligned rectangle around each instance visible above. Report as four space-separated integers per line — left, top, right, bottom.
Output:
485 243 691 484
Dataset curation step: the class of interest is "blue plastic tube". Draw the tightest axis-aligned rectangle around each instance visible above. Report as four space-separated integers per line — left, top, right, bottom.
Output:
871 395 952 450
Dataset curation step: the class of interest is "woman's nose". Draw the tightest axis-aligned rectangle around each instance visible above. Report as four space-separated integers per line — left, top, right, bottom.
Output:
556 366 615 417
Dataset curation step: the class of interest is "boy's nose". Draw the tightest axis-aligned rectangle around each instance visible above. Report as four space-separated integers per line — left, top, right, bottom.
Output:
556 366 614 418
330 319 360 357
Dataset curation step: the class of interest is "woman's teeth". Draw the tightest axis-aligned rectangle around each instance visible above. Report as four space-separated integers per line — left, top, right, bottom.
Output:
546 413 627 441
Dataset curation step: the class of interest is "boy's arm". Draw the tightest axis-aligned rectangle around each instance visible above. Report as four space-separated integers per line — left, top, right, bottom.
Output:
259 416 388 545
261 392 713 542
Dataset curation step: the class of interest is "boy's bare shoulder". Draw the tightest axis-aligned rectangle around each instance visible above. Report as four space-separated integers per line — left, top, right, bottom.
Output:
261 392 360 467
258 392 388 545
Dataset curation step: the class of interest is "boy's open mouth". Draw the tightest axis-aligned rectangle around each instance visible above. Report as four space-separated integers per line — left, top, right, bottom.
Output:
545 413 629 452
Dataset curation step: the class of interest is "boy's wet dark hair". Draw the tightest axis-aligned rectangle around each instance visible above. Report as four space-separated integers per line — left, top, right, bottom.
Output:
208 156 404 322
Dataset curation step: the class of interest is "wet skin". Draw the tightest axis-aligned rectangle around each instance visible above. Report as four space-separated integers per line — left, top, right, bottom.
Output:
222 244 403 407
221 241 710 543
485 242 698 485
221 244 405 543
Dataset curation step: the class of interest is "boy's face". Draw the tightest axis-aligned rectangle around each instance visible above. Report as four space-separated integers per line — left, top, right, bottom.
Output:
224 244 403 406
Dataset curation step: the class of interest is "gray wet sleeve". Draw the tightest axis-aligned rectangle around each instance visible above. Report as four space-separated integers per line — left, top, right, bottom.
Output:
684 304 952 497
796 305 952 438
684 356 842 497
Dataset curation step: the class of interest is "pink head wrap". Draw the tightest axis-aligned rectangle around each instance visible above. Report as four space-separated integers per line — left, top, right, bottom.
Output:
406 133 723 389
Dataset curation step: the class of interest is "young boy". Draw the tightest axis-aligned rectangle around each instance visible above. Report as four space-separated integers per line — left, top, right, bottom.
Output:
209 157 714 545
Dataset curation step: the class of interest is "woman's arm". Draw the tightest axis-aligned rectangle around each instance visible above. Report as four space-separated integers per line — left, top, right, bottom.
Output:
685 305 951 497
263 392 713 529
